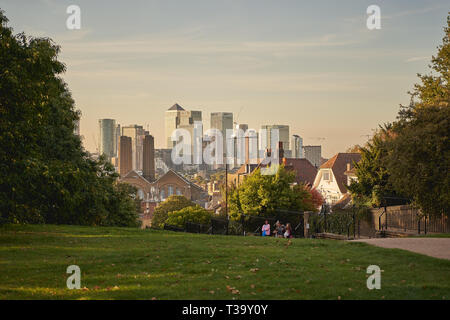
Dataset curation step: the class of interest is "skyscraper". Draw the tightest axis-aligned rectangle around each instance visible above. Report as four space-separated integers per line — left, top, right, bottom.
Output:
98 119 116 161
303 145 322 168
291 134 304 158
143 134 155 182
211 112 233 156
260 125 290 153
164 103 202 149
122 125 146 171
118 136 132 176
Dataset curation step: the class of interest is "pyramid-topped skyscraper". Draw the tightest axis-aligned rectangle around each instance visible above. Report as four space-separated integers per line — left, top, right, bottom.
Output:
164 103 202 149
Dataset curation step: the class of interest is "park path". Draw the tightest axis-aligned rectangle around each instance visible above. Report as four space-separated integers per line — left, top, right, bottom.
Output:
354 238 450 260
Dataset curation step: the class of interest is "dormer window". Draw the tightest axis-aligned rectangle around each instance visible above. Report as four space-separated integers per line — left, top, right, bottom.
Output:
323 171 330 181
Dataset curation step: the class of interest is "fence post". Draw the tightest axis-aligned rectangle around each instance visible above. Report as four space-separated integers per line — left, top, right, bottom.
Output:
418 216 421 234
304 212 310 238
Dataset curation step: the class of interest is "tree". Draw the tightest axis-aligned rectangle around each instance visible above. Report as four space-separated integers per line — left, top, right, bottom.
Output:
384 14 450 216
228 165 318 220
0 11 139 226
151 195 197 228
165 205 212 228
348 126 403 207
346 144 363 153
386 106 449 216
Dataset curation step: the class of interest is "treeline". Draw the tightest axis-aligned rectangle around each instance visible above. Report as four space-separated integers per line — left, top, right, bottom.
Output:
349 15 450 217
0 11 139 226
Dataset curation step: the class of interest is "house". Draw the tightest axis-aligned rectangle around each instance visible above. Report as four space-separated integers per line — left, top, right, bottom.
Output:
313 153 361 205
228 142 318 187
120 169 209 223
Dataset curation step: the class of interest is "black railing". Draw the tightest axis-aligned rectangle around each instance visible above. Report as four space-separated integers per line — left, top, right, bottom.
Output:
309 210 360 239
159 210 305 238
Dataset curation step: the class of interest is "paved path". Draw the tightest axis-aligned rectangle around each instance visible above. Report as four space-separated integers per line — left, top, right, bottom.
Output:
354 238 450 260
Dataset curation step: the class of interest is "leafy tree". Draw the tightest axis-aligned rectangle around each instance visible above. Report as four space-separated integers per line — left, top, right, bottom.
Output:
165 205 212 228
384 15 450 216
228 165 318 220
151 195 197 228
346 144 363 153
348 126 402 207
0 11 139 226
386 106 449 216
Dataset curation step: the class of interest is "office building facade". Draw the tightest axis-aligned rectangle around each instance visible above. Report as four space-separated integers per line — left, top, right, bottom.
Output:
118 136 132 176
122 124 146 171
303 145 322 168
98 119 116 160
291 134 304 158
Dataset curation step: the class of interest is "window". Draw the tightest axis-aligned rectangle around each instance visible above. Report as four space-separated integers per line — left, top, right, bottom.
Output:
168 185 174 196
323 171 330 181
160 189 165 201
176 187 182 195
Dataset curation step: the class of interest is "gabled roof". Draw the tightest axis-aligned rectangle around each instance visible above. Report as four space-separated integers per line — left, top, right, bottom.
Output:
121 170 152 185
319 153 361 193
168 103 184 111
154 169 205 191
332 193 352 210
284 158 317 186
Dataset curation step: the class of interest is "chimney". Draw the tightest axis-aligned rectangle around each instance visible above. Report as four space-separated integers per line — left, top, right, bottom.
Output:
245 135 250 164
347 163 351 171
278 141 284 162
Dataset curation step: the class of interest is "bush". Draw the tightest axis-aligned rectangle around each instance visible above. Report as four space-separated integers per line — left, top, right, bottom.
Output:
151 195 197 228
166 205 212 228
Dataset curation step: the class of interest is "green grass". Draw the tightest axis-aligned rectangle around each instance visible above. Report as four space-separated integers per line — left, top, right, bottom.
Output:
0 224 449 300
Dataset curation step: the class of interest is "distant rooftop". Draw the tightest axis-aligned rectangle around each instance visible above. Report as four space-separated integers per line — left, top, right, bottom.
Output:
168 103 185 111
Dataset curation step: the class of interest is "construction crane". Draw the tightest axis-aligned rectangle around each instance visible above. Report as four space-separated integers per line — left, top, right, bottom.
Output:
233 106 245 127
307 137 326 141
92 133 99 154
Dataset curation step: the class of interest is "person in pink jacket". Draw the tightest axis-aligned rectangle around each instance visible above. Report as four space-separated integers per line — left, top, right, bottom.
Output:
261 220 271 237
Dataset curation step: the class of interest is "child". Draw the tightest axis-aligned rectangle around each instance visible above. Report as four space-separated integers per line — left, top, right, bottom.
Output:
261 220 271 237
284 223 293 238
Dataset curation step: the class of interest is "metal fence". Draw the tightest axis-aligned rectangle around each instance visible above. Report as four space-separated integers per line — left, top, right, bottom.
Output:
308 211 360 239
380 206 450 234
161 210 305 238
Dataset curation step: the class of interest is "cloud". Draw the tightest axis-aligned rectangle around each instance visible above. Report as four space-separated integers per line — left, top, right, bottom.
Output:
405 56 429 63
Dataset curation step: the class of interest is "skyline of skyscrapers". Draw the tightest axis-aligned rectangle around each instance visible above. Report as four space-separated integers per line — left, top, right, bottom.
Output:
98 104 320 174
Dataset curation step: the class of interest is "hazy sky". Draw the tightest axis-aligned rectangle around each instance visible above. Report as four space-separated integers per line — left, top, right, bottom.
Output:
1 0 448 157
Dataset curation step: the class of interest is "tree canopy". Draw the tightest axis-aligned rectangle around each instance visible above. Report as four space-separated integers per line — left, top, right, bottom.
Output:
350 14 449 216
0 11 139 226
165 205 212 228
228 165 319 221
151 195 198 228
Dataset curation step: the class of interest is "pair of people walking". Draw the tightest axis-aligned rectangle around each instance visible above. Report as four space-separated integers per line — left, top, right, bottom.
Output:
261 220 292 238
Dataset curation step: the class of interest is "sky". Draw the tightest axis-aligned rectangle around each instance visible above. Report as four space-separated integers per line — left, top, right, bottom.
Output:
0 0 448 157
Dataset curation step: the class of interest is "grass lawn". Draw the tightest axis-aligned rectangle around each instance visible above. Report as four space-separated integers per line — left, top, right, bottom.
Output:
1 224 449 300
